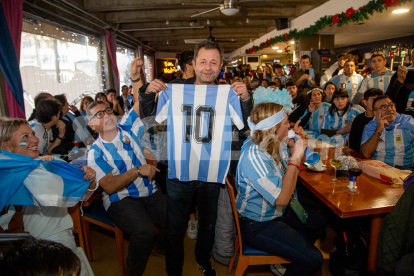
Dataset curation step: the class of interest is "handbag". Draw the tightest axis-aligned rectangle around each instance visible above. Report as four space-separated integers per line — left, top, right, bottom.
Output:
289 194 308 224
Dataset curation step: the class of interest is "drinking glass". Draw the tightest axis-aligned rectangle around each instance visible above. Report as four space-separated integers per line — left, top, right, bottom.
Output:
329 149 343 183
347 158 363 194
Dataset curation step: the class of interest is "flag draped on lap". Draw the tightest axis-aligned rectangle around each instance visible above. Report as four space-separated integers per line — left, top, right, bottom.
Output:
0 151 90 211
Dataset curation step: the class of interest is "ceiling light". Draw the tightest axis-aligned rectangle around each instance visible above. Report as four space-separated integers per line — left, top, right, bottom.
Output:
239 59 242 61
392 9 409 14
166 20 169 25
220 6 240 16
231 38 234 41
290 41 295 44
166 40 169 45
207 19 210 25
263 55 267 57
246 18 250 24
277 50 283 53
272 47 279 49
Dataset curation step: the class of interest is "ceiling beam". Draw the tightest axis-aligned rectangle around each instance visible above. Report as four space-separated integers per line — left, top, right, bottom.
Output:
105 7 297 24
139 34 259 42
130 28 268 37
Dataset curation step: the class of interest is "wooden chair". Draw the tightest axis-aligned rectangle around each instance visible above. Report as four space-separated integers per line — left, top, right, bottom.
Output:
226 177 291 276
82 200 126 276
68 202 90 260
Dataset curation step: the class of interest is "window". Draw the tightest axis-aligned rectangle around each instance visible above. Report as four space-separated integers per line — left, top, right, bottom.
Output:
116 46 136 90
20 19 104 118
144 54 153 82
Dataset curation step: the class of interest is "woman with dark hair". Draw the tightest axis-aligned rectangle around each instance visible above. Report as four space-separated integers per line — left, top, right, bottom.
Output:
324 81 339 103
322 89 365 137
174 51 195 83
94 92 107 102
80 96 94 113
299 88 331 134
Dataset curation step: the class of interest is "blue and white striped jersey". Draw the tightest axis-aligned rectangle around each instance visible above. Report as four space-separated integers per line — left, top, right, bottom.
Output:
272 74 288 86
87 110 158 210
361 113 414 167
235 140 289 222
29 120 52 156
322 105 365 138
300 102 331 134
352 69 395 104
329 72 364 100
156 83 244 184
140 126 164 163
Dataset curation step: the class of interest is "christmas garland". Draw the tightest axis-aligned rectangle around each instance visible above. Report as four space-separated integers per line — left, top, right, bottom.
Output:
246 0 411 54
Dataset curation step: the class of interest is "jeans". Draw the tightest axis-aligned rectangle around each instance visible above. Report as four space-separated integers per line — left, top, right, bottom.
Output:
239 205 327 276
166 178 222 275
107 191 167 276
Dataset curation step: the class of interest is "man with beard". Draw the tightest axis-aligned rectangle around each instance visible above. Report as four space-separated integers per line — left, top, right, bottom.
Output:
328 60 364 101
320 53 347 87
361 95 414 170
136 40 252 276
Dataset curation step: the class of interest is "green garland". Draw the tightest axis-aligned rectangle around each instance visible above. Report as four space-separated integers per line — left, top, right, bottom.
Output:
246 0 411 54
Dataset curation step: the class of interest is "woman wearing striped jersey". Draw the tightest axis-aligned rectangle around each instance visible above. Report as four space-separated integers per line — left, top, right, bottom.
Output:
236 103 327 276
299 88 331 134
322 89 365 138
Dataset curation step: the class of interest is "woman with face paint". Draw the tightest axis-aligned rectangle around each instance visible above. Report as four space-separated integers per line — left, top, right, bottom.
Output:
0 117 97 276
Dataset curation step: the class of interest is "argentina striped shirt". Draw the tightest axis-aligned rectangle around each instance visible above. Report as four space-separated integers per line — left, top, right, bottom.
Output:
322 105 365 138
300 102 331 134
351 69 395 104
329 72 364 100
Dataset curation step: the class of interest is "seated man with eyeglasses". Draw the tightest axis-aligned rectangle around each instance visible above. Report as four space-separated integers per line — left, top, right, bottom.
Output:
361 95 414 170
86 58 167 276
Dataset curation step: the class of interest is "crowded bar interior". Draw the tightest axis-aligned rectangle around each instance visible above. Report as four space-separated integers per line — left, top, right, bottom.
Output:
1 0 414 275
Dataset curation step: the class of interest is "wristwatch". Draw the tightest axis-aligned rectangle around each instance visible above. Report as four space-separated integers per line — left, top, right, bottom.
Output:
135 166 142 177
131 76 141 83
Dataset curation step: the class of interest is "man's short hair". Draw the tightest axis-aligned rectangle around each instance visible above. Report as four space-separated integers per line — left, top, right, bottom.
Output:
344 59 356 66
194 40 224 64
54 94 66 106
34 93 52 107
285 80 295 88
372 95 391 110
86 100 108 118
371 53 386 60
274 63 283 69
269 82 276 86
300 55 310 61
107 88 117 95
363 88 383 100
121 85 128 89
35 99 62 124
337 53 347 59
261 79 269 85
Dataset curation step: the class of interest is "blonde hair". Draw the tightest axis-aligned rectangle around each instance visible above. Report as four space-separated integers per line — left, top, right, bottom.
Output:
249 103 284 164
264 64 275 78
0 117 28 150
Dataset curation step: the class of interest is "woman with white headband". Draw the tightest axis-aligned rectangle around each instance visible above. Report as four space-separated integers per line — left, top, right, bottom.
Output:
299 88 331 134
235 103 327 276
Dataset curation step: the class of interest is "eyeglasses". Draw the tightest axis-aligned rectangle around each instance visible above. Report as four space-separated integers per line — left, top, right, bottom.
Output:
91 107 114 120
375 102 395 111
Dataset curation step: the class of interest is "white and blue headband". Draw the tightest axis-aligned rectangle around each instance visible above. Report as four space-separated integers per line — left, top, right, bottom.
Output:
248 108 286 136
307 88 324 94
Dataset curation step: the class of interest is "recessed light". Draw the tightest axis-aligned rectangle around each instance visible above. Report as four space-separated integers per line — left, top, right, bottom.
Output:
392 9 409 14
277 50 283 53
239 59 242 61
263 55 267 57
273 47 279 49
290 41 295 44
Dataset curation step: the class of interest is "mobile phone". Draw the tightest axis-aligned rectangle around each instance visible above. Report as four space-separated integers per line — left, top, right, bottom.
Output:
305 69 309 74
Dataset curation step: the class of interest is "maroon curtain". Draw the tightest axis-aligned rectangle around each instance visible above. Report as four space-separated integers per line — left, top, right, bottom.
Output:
2 0 25 118
105 30 120 95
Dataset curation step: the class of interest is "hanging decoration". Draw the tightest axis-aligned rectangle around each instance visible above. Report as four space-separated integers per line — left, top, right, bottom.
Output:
245 0 412 54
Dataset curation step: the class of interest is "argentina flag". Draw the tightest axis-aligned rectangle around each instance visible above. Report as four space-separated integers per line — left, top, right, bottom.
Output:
0 151 91 212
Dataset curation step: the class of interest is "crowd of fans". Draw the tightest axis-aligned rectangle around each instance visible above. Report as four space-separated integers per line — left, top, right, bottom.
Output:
1 40 414 276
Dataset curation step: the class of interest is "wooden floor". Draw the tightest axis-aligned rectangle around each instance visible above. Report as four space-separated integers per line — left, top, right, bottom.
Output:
86 227 335 276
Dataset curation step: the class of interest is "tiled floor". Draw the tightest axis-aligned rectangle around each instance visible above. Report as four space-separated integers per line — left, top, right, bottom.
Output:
87 227 334 276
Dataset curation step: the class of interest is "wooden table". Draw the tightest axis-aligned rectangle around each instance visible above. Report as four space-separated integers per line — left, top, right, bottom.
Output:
298 149 404 273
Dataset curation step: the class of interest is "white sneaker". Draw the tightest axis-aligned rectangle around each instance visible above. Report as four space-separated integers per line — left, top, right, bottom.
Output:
186 219 198 239
270 264 286 276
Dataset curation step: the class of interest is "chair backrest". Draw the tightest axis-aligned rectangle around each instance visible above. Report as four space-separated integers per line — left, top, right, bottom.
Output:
225 176 244 256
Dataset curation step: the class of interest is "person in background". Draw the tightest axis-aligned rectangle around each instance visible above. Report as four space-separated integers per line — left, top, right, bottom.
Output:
29 99 65 156
128 85 133 96
349 88 383 153
175 51 195 84
273 78 283 89
324 81 339 103
328 59 364 100
269 82 277 89
236 103 327 276
299 88 331 134
261 79 269 88
264 64 275 82
322 89 365 138
255 65 264 82
320 53 347 87
251 80 260 90
361 95 414 170
224 67 233 81
118 85 131 112
243 76 252 90
272 63 288 87
27 92 55 121
107 89 125 116
80 96 94 115
95 92 107 102
286 80 306 124
352 53 395 105
292 55 318 94
385 50 414 115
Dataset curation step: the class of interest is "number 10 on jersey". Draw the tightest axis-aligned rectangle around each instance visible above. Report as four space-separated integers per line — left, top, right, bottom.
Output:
182 104 215 144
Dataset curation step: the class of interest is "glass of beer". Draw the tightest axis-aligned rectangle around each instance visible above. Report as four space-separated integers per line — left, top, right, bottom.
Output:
329 149 343 183
347 158 363 194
